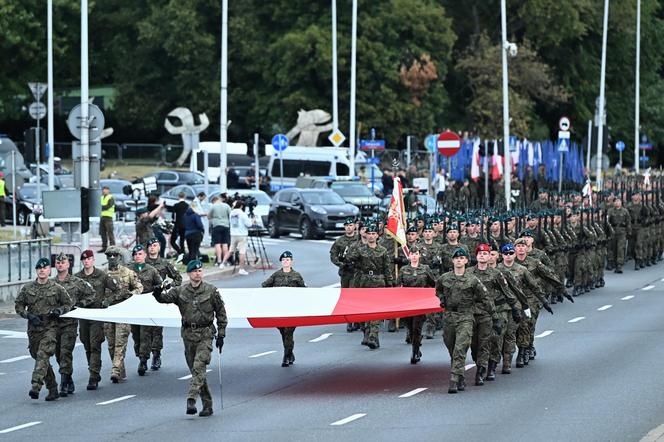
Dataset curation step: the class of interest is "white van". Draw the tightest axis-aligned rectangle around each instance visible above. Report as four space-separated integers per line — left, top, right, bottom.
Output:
190 141 250 183
267 146 352 191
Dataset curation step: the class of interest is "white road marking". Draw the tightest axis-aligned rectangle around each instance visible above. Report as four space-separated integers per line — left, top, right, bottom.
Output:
323 282 341 288
464 363 476 371
621 295 635 300
597 305 613 311
309 333 333 343
0 373 6 375
535 330 554 338
0 355 31 364
178 369 211 380
661 278 664 282
330 413 367 426
96 395 136 405
399 388 427 398
249 351 277 358
0 422 42 434
0 330 28 339
568 317 586 323
643 285 655 291
641 422 664 442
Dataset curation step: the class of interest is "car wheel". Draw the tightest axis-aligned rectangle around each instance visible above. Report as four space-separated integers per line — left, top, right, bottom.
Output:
299 218 313 239
268 216 280 238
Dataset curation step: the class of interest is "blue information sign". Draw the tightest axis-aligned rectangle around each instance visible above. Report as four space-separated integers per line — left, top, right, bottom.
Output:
359 139 385 150
271 134 289 152
616 141 625 152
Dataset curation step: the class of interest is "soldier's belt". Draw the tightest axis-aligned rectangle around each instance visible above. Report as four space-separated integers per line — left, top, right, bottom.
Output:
181 321 213 329
364 271 383 276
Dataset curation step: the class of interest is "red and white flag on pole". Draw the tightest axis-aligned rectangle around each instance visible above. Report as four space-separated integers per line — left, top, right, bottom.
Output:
470 138 481 182
385 176 407 247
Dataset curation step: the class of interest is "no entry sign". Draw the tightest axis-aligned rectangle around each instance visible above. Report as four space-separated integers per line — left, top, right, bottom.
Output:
437 131 461 157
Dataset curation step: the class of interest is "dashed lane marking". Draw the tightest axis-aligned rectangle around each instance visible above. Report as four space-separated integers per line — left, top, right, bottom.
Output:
0 355 31 364
641 423 664 442
643 285 655 291
0 330 28 339
621 295 635 300
0 422 42 434
96 395 136 405
399 388 427 398
464 363 476 371
178 369 211 380
535 330 554 338
330 413 367 426
249 351 277 358
568 317 586 323
597 305 613 311
309 333 333 343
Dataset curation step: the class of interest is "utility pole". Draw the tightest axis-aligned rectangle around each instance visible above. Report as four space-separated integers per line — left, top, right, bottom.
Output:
596 0 610 188
635 0 641 173
349 0 357 176
80 0 90 251
219 0 229 192
47 0 55 191
331 0 339 133
500 0 512 209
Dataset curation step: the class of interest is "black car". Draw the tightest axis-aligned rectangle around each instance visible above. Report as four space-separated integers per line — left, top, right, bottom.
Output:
267 188 359 239
100 179 147 216
140 170 206 195
3 183 46 225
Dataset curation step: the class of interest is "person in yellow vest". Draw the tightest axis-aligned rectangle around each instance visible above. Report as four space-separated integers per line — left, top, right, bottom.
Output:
0 171 6 227
99 186 115 252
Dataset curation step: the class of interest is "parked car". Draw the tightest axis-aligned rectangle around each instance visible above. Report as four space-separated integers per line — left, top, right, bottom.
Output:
327 181 381 217
100 179 147 216
139 170 206 194
208 189 272 229
267 188 359 239
159 184 210 211
380 192 437 216
3 183 47 225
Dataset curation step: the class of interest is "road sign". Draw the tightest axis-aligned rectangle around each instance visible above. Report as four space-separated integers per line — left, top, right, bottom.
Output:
28 102 46 120
367 157 381 165
559 116 571 131
28 82 47 101
67 103 106 141
328 129 345 147
615 141 625 152
437 130 461 157
558 130 570 139
557 138 569 153
271 134 289 152
640 143 653 151
509 135 518 152
359 139 385 150
640 155 649 162
424 134 437 153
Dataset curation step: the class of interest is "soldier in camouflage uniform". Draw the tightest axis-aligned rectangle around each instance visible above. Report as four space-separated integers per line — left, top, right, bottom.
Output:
418 224 444 339
135 206 158 246
330 218 358 290
76 249 118 390
346 224 394 349
15 258 73 401
146 237 182 370
104 246 143 383
461 219 483 258
437 248 493 394
627 192 645 270
153 259 227 417
439 224 469 272
126 244 162 376
262 251 306 367
52 252 95 397
396 245 436 364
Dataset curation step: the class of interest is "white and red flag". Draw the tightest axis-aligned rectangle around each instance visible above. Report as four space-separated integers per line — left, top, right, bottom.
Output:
385 176 407 247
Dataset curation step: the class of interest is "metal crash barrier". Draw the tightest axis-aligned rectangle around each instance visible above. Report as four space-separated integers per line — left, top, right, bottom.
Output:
0 238 52 284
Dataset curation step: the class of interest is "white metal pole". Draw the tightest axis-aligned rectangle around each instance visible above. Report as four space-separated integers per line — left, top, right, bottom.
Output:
635 0 641 173
80 0 90 251
11 150 16 239
500 0 511 209
254 133 259 191
586 119 592 176
596 0 609 189
349 0 357 175
36 114 41 202
331 0 339 132
219 0 229 192
47 0 55 191
406 136 411 167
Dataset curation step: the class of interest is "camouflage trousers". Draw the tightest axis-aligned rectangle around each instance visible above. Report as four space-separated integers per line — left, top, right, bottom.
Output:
516 304 540 348
405 315 425 348
278 327 296 351
570 251 590 287
442 312 474 381
55 320 78 375
612 229 627 268
104 322 131 378
489 311 510 364
362 321 381 342
470 314 492 371
28 323 58 390
499 312 519 360
182 327 213 406
131 325 164 359
630 229 645 262
79 319 105 381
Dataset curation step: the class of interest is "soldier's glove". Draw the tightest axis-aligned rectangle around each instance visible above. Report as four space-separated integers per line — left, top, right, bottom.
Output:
152 286 163 298
392 256 408 265
101 299 111 308
511 308 522 323
492 319 503 335
47 308 62 319
215 336 224 353
161 279 173 291
26 313 42 327
563 291 575 303
543 303 554 315
343 262 355 271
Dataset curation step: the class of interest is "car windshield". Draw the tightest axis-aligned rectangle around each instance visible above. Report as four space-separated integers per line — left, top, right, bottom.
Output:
302 191 345 205
181 172 206 184
332 184 372 197
19 185 46 200
103 181 128 194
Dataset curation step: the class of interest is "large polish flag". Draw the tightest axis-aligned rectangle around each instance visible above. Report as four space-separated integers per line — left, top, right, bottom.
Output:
63 287 442 328
385 176 407 247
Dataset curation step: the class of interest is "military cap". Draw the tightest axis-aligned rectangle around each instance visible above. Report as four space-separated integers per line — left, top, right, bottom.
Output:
475 243 491 254
35 257 51 269
519 229 533 238
489 216 501 224
445 223 459 233
407 226 418 234
80 249 94 260
104 246 123 256
136 207 148 214
186 259 203 272
408 244 422 254
501 243 515 253
55 252 69 262
526 213 537 220
343 217 355 226
279 250 293 261
423 224 434 231
132 244 145 255
468 218 480 225
365 224 379 233
451 247 469 258
146 237 159 245
538 188 548 193
514 237 528 246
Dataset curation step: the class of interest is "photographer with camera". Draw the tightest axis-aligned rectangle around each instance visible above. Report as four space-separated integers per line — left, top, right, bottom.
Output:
221 197 256 275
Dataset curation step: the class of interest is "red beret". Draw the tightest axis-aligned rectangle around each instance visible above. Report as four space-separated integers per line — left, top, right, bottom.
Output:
475 243 491 254
80 249 94 260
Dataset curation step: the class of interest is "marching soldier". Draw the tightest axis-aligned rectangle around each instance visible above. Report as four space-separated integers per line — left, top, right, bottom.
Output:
153 259 227 417
330 218 358 332
262 251 306 367
607 197 631 273
15 258 73 401
52 252 95 397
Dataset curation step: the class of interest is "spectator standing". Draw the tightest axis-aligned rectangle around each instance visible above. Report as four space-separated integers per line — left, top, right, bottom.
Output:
433 168 448 206
99 186 115 252
190 192 209 244
381 169 393 196
222 200 254 275
208 195 232 267
170 192 189 262
183 206 204 265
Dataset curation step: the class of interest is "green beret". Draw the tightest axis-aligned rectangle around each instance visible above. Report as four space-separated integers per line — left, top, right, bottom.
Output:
407 226 418 234
423 224 434 231
146 238 159 246
519 229 534 238
279 250 293 260
132 244 145 255
365 224 378 233
446 223 459 233
408 244 421 253
35 257 51 269
186 259 203 272
343 217 355 226
452 247 468 258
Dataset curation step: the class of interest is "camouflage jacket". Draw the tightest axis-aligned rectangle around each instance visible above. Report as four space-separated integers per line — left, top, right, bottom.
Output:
435 270 493 315
607 207 631 231
418 241 444 270
75 267 119 308
15 280 73 328
126 262 162 294
467 266 520 314
261 269 306 288
135 217 156 245
147 256 183 286
346 243 394 287
107 265 143 306
330 234 357 275
497 262 547 307
51 274 96 327
397 264 436 288
516 255 564 293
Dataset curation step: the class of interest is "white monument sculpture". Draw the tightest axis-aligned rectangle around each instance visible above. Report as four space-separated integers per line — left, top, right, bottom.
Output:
164 107 210 166
285 109 334 146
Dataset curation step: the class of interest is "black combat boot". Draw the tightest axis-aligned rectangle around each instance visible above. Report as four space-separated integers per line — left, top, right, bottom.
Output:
367 335 379 350
151 351 162 371
66 374 75 394
646 259 652 267
59 375 69 397
346 323 354 333
45 386 59 401
138 358 148 376
549 294 557 305
573 286 581 297
288 350 295 365
516 348 525 368
361 329 369 346
29 383 40 399
410 345 421 365
457 376 466 391
281 350 290 367
615 267 623 273
486 361 497 381
635 260 641 270
606 263 614 271
474 366 485 386
186 398 197 415
502 354 512 374
199 405 213 417
423 322 434 339
529 346 536 360
448 379 458 394
523 348 530 365
387 319 397 332
405 329 412 344
87 377 98 391
599 278 605 287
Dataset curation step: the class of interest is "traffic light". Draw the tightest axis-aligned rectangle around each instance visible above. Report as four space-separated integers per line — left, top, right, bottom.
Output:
247 134 266 158
81 187 89 234
23 127 45 164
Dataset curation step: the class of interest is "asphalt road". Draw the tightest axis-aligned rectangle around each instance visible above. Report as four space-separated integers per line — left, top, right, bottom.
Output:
1 238 664 442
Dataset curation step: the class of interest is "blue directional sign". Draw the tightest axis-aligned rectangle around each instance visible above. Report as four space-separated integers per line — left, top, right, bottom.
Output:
616 141 625 152
640 155 649 162
557 138 569 153
425 134 437 153
359 139 385 150
271 134 289 152
367 157 381 165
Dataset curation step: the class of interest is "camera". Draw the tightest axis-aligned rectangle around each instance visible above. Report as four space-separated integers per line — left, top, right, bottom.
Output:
229 192 257 217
